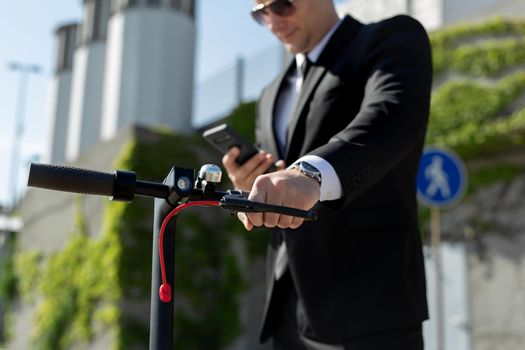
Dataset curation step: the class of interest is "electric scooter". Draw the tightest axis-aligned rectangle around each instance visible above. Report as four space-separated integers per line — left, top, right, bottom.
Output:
27 162 317 350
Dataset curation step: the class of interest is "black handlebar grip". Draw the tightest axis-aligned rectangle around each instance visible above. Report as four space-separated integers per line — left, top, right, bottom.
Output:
28 163 116 197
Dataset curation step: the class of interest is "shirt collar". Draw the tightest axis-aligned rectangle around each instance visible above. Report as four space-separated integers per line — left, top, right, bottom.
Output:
295 18 342 68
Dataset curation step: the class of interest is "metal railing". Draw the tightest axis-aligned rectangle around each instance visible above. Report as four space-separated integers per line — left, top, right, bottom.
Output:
193 44 291 127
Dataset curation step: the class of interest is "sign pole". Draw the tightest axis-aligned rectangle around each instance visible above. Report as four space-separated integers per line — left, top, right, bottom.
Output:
431 206 444 350
417 147 468 350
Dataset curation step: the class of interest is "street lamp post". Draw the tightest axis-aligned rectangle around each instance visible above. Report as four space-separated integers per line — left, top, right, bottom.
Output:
7 62 41 210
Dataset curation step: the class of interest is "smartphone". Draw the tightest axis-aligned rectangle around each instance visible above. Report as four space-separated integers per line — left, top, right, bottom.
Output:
202 124 277 172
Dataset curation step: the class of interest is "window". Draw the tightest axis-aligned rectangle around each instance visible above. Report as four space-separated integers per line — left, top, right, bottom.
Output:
92 0 102 39
171 0 195 17
80 0 110 42
55 25 77 72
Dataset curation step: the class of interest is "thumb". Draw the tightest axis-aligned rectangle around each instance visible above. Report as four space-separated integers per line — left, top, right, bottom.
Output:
275 160 286 171
238 212 254 231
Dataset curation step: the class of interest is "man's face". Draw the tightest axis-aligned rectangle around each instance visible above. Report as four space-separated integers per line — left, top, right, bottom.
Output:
253 0 324 54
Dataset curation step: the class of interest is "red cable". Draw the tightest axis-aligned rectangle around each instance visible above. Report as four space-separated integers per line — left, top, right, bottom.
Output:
158 201 220 303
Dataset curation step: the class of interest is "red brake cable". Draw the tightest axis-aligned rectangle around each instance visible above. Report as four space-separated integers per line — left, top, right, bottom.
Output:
158 200 220 303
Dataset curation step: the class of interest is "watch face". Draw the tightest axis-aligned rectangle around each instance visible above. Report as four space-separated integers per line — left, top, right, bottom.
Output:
298 162 321 183
301 162 318 173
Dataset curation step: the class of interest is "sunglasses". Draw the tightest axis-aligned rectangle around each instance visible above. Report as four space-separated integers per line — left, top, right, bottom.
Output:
251 0 295 25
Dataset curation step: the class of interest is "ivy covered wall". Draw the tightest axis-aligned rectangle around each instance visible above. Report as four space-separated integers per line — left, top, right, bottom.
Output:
428 18 525 159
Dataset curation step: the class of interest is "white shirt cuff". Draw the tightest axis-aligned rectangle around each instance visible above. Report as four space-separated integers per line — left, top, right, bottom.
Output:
291 155 344 201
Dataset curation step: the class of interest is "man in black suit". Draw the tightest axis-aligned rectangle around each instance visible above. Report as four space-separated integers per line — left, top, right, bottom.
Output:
222 0 432 349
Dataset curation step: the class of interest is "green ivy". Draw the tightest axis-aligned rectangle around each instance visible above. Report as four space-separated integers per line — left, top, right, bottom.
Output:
450 39 525 76
433 107 525 159
430 17 525 47
0 235 17 305
226 101 257 143
0 233 18 344
427 72 525 148
467 163 525 196
431 18 525 76
14 250 42 303
172 214 245 349
14 197 121 350
428 17 525 160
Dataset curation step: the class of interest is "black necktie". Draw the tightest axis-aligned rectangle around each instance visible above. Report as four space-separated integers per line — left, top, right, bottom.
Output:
301 57 312 79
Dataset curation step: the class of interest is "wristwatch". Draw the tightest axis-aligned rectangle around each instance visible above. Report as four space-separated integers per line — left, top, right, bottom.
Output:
290 162 322 184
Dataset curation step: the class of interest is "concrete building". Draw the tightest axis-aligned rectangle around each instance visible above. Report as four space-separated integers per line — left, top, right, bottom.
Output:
46 23 78 164
45 0 196 163
66 0 111 161
100 0 196 141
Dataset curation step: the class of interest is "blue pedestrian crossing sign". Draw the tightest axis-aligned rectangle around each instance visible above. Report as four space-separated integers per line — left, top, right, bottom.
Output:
416 147 467 207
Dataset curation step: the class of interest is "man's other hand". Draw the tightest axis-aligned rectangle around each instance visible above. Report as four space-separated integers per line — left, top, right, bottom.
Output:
222 147 284 191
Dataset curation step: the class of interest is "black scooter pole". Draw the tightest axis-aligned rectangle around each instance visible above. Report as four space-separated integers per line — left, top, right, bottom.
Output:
149 166 196 350
149 196 176 350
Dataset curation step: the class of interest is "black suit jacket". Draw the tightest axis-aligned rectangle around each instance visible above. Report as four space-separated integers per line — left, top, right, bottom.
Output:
256 15 432 343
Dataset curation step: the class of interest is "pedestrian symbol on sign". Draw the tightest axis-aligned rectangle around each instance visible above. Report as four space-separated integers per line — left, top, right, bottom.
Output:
417 148 467 208
425 156 451 198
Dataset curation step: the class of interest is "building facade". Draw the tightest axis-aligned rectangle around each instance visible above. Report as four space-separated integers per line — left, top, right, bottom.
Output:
46 0 196 163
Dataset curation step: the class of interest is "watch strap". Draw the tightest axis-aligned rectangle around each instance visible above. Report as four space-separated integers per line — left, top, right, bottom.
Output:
290 161 322 184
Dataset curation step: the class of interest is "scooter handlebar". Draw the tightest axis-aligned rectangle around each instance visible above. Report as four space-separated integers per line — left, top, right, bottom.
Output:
28 163 116 197
27 163 317 220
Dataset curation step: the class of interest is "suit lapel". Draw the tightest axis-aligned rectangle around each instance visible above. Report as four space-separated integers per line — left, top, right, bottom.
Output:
284 16 362 161
261 60 295 159
284 62 327 160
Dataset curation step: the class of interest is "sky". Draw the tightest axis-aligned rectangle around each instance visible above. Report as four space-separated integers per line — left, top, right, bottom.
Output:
0 0 286 208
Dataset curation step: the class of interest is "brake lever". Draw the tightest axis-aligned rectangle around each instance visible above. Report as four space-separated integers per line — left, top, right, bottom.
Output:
219 192 318 221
